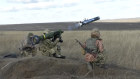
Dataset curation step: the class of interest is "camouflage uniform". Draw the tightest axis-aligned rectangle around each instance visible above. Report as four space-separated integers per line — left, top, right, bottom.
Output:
39 38 65 58
84 29 106 70
20 33 37 57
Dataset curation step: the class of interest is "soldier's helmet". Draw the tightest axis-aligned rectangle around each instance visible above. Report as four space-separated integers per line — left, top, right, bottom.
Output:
59 29 64 33
91 28 100 38
27 33 34 39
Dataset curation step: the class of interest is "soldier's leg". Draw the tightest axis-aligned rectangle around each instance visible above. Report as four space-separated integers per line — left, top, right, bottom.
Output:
21 51 28 57
54 45 65 59
49 48 56 57
56 45 61 55
49 47 65 59
87 62 94 71
55 46 61 56
41 49 50 56
39 45 44 55
31 48 37 57
98 53 105 64
96 53 107 68
39 45 50 56
20 51 24 57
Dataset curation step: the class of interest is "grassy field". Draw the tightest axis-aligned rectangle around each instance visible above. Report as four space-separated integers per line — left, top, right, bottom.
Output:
0 30 140 71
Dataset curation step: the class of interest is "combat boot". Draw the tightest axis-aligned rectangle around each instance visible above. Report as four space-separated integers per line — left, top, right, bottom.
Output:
53 54 65 59
100 64 108 69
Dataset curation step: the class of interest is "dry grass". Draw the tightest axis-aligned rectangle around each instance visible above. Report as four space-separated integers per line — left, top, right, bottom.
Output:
0 30 140 71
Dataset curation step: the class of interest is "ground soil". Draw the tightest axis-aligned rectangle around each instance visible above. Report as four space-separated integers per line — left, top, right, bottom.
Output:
0 57 140 79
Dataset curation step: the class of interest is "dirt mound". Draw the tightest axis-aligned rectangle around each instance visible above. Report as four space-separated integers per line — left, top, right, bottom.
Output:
0 57 88 79
0 57 140 79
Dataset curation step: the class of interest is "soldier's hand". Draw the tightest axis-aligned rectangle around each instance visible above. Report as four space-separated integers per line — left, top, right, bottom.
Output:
59 39 63 43
55 38 59 42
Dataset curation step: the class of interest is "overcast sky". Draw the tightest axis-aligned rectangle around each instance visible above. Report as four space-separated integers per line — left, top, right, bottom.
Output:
0 0 140 25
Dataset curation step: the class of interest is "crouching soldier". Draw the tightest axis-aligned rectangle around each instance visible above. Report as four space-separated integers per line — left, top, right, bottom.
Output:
84 29 107 70
19 33 37 57
38 31 65 59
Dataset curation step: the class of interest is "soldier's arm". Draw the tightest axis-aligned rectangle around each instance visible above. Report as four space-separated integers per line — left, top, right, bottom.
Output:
51 39 59 46
44 39 51 45
96 40 104 53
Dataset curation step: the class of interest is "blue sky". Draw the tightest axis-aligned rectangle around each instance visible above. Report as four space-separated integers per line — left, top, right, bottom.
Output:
0 0 140 25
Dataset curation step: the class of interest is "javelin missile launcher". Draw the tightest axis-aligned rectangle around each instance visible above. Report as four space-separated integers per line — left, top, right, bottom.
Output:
32 29 64 45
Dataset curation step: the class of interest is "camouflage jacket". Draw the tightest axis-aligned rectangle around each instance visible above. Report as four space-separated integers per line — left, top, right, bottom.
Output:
85 38 104 54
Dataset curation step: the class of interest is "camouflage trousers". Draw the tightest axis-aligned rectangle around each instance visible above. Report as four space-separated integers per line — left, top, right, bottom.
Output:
87 53 105 70
39 44 61 57
20 48 37 57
